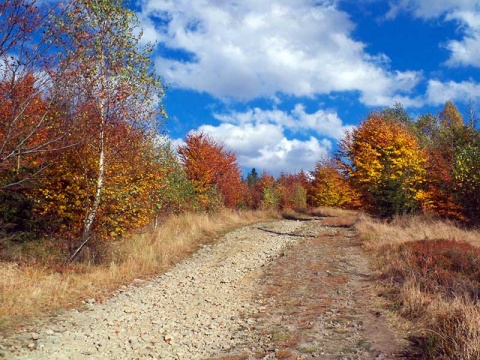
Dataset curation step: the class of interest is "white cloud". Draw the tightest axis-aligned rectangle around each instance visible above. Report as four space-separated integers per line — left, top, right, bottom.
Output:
199 122 331 175
426 79 480 105
387 1 480 67
444 10 480 67
138 0 421 105
386 0 475 19
185 103 347 174
213 104 353 140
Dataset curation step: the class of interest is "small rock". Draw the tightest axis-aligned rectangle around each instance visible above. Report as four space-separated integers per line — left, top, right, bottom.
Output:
164 335 174 344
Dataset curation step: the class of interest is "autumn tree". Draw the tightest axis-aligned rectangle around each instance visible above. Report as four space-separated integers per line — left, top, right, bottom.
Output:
440 100 463 128
51 0 166 261
0 2 83 238
415 101 480 223
1 0 46 57
178 132 242 210
308 157 359 209
258 171 278 209
338 114 427 217
0 2 72 189
276 172 308 210
453 142 480 223
155 141 197 215
410 101 477 221
238 168 260 209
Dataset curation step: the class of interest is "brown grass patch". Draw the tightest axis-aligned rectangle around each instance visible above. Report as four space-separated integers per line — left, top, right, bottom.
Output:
320 216 358 228
355 214 480 359
282 207 359 226
309 206 358 218
355 214 480 250
0 209 278 333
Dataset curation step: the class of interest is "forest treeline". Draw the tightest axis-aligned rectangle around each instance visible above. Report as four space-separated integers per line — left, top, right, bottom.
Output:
1 1 480 262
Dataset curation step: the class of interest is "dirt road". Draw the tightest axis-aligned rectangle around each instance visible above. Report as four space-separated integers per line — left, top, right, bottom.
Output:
1 216 408 359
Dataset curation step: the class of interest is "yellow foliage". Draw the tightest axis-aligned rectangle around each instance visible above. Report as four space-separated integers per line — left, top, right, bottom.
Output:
32 124 165 243
338 114 427 215
308 159 360 209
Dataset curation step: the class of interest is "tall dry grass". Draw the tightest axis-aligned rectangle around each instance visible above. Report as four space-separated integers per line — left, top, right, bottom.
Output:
0 209 279 332
355 214 480 359
356 213 480 250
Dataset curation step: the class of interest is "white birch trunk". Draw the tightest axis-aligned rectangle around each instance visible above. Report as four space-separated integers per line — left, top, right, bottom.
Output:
68 104 106 263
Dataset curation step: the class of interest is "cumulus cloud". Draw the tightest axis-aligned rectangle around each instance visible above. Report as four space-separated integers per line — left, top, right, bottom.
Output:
177 104 346 174
213 105 352 140
444 10 480 67
167 104 345 174
426 79 480 105
138 0 421 105
199 122 332 175
386 1 480 68
385 0 475 19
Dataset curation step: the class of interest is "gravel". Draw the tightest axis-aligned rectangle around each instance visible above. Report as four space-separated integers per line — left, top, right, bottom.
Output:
3 220 318 360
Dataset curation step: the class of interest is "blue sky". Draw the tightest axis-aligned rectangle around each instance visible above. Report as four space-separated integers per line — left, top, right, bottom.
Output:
135 0 480 176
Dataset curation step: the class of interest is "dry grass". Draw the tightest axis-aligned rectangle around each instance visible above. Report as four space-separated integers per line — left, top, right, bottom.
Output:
282 207 359 224
0 209 279 333
355 214 480 359
355 213 480 250
309 206 358 218
320 216 358 228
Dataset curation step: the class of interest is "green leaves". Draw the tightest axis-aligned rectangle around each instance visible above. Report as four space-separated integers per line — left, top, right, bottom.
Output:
453 144 480 219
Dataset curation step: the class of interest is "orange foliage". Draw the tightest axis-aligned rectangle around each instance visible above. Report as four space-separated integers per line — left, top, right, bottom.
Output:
276 172 308 210
178 132 242 209
33 118 164 243
0 73 58 180
422 149 465 221
338 114 427 216
308 158 359 209
439 100 463 128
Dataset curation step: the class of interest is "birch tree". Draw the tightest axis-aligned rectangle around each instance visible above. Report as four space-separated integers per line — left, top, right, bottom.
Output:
53 0 166 261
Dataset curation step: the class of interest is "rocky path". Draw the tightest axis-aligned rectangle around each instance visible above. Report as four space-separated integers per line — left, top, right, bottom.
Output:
1 217 409 359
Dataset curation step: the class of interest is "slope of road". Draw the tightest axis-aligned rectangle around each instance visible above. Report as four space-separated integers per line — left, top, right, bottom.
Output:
1 217 409 359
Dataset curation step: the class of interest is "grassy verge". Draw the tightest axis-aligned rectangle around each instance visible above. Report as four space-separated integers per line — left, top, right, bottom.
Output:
282 207 359 226
0 209 279 333
356 214 480 359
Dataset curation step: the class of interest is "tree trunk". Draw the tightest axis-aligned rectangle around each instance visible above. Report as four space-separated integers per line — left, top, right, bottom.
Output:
68 117 106 263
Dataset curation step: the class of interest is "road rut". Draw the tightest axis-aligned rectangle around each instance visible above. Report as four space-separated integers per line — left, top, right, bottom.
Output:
1 217 408 359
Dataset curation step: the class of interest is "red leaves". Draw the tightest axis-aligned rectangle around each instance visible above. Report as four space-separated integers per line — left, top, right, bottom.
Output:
276 172 308 210
0 73 56 177
178 132 242 209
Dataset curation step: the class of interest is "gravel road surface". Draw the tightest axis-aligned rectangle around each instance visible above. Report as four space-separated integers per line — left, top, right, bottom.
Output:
1 218 408 359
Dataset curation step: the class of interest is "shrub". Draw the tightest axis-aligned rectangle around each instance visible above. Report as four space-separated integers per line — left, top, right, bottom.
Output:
391 239 480 302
